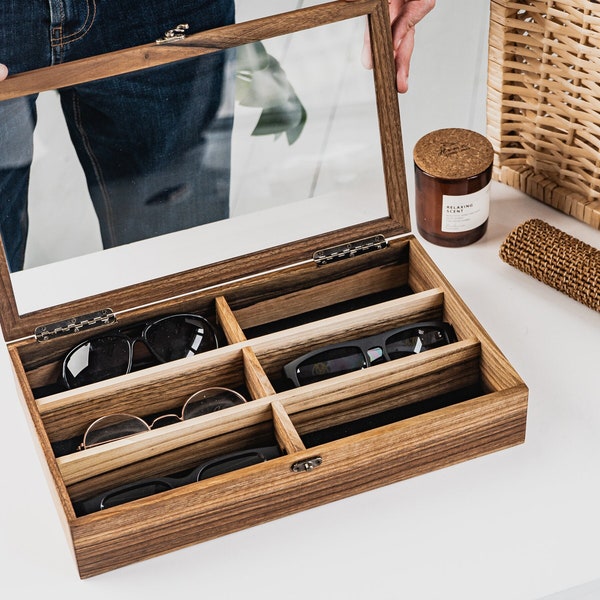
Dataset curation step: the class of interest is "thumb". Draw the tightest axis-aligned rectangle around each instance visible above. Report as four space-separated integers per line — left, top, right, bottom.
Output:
0 64 8 81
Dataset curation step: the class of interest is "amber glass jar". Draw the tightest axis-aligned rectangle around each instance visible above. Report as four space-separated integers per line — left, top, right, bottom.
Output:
413 128 494 247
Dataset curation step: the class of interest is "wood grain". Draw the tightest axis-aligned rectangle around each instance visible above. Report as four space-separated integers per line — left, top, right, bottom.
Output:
242 346 276 399
215 295 247 344
0 0 379 101
69 385 527 578
1 0 529 579
272 399 306 454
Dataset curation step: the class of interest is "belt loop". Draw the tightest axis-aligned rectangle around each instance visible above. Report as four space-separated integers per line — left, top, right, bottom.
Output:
48 0 65 64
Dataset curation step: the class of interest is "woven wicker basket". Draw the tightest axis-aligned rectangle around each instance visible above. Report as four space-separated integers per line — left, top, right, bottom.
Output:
487 0 600 229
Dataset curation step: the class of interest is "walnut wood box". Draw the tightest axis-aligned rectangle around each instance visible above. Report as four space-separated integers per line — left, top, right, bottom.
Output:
0 0 527 578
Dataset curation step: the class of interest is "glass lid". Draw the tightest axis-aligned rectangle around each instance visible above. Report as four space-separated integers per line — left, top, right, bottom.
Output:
0 0 409 340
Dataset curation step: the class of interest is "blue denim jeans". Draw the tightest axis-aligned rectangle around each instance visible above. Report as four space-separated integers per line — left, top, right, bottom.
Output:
0 0 235 271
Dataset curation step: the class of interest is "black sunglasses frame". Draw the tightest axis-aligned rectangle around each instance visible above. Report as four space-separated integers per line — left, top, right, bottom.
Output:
73 445 281 516
61 313 218 389
283 321 458 387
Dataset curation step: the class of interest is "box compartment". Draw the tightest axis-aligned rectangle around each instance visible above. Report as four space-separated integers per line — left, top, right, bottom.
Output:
0 0 527 579
4 234 527 577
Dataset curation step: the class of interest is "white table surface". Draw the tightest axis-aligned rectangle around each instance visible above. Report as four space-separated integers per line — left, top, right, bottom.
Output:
1 1 599 598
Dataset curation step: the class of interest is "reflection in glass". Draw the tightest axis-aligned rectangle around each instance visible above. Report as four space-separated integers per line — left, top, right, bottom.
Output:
4 16 388 313
1 48 234 273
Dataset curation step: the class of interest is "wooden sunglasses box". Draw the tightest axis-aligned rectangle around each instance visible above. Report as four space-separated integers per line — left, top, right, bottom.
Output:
0 0 527 578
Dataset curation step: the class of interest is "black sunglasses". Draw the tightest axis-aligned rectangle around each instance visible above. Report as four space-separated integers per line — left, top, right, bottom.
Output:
72 446 281 516
62 313 218 389
283 321 457 387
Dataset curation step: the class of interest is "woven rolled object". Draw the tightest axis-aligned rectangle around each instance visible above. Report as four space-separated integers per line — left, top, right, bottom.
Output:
487 1 600 229
499 219 600 311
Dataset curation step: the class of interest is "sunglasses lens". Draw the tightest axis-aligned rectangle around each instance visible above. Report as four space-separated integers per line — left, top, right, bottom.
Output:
82 414 150 449
385 326 450 359
295 346 366 386
197 451 271 481
183 387 246 419
64 336 131 388
101 481 172 510
145 315 217 362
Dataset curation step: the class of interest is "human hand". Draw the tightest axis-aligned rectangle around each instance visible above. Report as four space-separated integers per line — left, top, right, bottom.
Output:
0 63 7 81
351 0 435 93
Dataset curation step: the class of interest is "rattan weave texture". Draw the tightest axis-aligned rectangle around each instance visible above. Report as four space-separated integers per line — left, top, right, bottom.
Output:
488 0 600 229
499 218 600 311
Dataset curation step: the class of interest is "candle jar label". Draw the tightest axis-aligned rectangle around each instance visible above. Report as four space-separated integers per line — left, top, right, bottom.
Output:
441 183 490 233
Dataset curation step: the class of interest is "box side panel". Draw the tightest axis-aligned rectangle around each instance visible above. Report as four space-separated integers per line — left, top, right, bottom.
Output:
71 387 527 578
7 345 78 560
407 238 527 394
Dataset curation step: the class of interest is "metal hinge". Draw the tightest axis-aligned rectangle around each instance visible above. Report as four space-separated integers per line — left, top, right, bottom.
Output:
313 234 388 266
291 456 323 473
156 23 189 45
35 308 116 342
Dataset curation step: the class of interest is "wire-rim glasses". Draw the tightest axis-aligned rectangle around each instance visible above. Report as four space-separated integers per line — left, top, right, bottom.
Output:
78 387 246 450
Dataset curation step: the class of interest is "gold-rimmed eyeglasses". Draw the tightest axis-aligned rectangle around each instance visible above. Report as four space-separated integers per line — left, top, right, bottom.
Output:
78 386 246 450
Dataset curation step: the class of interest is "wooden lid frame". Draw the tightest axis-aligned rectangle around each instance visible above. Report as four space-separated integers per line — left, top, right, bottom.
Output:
0 0 410 341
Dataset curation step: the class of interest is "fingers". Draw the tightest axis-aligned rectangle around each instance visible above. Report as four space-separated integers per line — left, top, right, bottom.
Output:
391 0 435 92
347 0 436 93
0 64 7 82
391 0 436 40
394 26 415 94
361 23 373 70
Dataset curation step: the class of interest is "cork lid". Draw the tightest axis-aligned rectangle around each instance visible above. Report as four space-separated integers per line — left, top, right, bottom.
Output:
413 128 494 180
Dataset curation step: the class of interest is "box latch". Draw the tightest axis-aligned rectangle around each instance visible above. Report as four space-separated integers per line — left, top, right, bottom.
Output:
35 308 116 342
313 234 388 266
291 456 323 472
